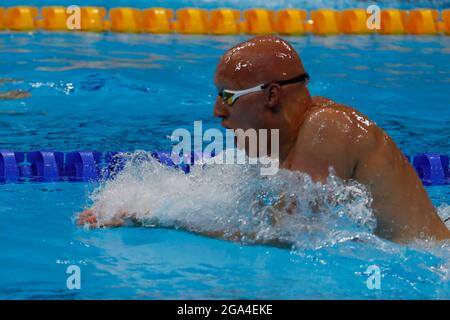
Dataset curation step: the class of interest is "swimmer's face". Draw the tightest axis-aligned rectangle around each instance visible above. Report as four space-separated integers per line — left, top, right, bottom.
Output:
213 57 273 132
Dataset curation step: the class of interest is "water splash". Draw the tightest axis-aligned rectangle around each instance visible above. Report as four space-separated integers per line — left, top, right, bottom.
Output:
82 150 450 297
89 150 377 249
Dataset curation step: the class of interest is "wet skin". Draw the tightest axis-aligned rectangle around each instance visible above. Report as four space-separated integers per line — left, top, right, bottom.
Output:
79 35 450 244
213 35 450 243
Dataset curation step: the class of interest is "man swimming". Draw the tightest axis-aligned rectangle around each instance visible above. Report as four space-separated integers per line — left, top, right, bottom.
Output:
78 35 450 243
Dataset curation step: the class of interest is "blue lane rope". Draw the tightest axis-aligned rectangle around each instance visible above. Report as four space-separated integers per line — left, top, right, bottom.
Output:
0 150 449 186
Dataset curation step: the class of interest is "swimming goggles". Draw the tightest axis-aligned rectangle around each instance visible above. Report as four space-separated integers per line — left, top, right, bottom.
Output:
218 73 310 107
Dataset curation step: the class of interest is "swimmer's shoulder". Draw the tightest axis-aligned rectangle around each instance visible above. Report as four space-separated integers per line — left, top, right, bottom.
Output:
287 97 363 178
305 96 379 146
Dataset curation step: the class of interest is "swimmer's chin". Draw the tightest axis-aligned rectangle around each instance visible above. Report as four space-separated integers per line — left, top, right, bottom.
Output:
220 119 228 127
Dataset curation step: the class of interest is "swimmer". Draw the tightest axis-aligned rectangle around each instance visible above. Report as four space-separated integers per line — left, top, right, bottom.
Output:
78 35 450 244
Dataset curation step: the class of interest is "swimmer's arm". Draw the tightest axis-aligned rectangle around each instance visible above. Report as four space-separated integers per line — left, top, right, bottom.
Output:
77 209 292 248
182 194 294 247
178 226 293 249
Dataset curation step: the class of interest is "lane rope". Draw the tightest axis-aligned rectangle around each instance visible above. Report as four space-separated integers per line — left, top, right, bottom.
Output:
0 150 449 185
0 7 449 35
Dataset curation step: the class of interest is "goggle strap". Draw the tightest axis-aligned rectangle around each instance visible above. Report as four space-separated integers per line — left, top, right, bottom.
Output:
261 73 310 89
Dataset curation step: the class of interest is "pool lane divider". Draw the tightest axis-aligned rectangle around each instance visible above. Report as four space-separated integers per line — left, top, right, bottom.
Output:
0 150 449 186
0 150 191 183
0 7 449 35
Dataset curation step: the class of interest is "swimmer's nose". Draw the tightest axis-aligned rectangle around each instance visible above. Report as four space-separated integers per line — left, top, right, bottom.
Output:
213 96 230 119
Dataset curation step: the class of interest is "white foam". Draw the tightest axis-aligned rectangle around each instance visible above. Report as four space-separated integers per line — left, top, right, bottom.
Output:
88 150 377 249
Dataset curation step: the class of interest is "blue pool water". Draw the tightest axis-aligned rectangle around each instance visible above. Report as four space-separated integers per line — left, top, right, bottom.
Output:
1 3 450 299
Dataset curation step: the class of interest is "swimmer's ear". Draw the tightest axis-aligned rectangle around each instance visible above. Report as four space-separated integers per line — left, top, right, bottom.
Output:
264 83 282 110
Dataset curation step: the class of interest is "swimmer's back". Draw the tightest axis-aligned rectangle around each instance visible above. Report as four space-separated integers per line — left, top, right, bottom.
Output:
283 96 450 242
